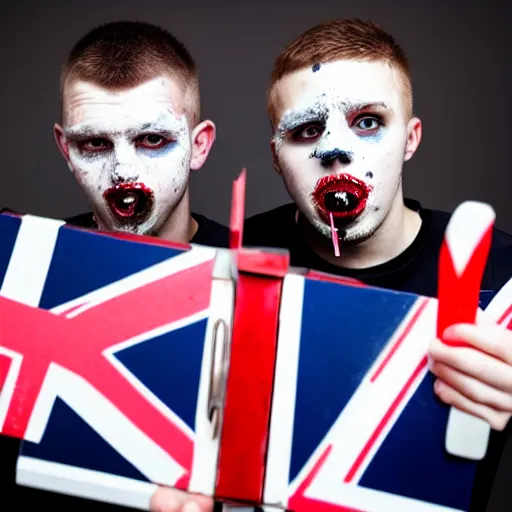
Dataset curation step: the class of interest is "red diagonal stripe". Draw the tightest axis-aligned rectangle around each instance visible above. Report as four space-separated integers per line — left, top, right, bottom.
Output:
0 300 196 470
370 298 429 382
289 445 362 512
70 261 214 352
0 259 214 475
345 356 428 483
288 359 428 511
498 305 512 327
73 354 194 474
0 354 13 393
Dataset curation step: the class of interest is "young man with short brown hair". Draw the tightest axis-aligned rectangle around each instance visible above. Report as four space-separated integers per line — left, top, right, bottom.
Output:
244 18 512 512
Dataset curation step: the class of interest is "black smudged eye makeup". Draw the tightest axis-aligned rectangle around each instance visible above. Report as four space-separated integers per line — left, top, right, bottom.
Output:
136 134 168 149
276 101 330 143
79 138 112 154
290 121 325 142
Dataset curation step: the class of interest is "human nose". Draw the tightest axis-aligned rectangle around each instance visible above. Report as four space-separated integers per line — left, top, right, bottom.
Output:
314 147 353 167
111 144 140 184
313 115 354 168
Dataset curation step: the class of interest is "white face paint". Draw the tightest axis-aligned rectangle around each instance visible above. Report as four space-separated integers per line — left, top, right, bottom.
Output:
272 60 412 244
62 76 192 236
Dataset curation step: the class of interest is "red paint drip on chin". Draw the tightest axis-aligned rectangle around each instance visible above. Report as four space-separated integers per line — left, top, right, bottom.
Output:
312 173 372 222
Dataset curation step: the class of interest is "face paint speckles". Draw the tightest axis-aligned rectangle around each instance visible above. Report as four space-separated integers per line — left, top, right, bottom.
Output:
271 60 411 245
273 91 389 156
312 63 321 72
63 78 193 237
272 98 330 152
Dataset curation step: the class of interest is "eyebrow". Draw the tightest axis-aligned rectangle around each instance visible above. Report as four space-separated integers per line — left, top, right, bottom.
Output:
64 122 178 140
346 102 393 113
278 104 330 132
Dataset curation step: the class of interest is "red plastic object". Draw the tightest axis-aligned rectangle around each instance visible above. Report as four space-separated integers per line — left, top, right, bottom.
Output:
230 169 246 250
215 273 283 503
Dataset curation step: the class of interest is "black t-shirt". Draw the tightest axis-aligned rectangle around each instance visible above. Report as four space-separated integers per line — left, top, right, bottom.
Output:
0 207 229 509
65 211 230 248
243 199 512 512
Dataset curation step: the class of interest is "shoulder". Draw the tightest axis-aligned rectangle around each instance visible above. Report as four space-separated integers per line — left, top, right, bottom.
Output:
431 205 512 288
65 212 97 229
406 198 451 235
411 199 512 291
245 202 298 227
0 206 20 216
191 213 230 248
487 225 512 289
243 203 298 247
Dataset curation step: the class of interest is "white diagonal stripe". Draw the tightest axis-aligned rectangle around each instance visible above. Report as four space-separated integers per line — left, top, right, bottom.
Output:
0 215 64 306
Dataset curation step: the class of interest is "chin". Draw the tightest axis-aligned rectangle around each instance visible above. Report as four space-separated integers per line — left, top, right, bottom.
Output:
124 218 160 237
115 223 152 236
97 211 160 237
338 225 377 245
310 209 381 247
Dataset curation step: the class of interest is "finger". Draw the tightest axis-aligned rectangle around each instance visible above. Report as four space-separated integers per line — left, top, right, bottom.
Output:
429 337 512 393
433 379 511 431
150 487 213 512
181 502 208 512
180 498 213 512
430 361 512 412
151 487 186 512
442 323 512 364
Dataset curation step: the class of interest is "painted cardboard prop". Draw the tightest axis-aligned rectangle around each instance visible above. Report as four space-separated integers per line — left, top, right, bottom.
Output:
1 170 511 512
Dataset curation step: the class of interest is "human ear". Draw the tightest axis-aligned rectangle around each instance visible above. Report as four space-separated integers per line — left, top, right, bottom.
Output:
404 117 422 162
190 120 216 171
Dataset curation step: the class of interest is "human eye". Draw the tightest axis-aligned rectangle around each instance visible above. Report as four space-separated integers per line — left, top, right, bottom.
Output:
353 115 384 135
79 138 111 153
290 121 325 142
136 134 173 150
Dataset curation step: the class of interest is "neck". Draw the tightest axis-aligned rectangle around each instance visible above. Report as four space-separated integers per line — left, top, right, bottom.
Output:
302 190 422 269
156 188 198 244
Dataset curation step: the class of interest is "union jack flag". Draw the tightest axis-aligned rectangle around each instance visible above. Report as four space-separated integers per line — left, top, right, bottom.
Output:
260 270 512 512
1 204 512 511
0 212 233 508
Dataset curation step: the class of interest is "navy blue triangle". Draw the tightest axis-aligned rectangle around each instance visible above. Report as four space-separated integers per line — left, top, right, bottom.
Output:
0 215 21 289
39 227 184 309
360 373 476 510
114 318 208 431
290 281 417 482
20 398 149 482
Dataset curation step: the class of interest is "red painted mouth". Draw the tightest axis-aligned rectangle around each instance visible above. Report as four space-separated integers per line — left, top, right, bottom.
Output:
312 174 372 222
103 183 154 222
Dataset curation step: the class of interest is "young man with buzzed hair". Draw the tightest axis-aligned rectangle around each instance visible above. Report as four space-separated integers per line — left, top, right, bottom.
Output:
3 20 228 512
59 20 228 247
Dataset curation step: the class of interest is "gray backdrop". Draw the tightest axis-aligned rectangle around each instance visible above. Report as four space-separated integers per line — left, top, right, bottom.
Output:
1 0 512 231
1 1 511 510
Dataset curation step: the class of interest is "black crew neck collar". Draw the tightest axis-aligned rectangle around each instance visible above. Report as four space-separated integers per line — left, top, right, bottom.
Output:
294 198 432 280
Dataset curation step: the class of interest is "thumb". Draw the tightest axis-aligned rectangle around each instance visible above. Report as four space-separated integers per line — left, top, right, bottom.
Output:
150 486 214 512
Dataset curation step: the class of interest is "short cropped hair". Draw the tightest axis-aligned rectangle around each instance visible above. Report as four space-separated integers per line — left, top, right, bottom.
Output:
267 19 413 126
60 20 200 124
